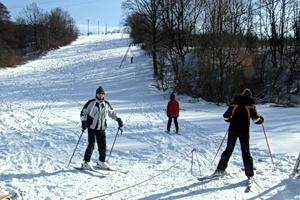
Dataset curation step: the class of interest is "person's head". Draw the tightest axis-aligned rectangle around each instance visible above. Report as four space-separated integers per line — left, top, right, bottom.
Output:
96 86 105 100
242 88 252 97
170 93 175 99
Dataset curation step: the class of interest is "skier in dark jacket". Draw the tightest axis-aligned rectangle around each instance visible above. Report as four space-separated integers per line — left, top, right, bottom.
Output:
214 88 264 181
80 86 123 170
166 93 180 133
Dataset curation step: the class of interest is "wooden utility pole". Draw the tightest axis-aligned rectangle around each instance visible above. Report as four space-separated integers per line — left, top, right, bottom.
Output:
87 19 90 35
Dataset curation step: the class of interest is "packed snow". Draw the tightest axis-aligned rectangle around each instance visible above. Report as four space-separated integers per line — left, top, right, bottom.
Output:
0 34 299 200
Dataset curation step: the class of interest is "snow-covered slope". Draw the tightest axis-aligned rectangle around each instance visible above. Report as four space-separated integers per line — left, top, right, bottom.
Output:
0 34 299 200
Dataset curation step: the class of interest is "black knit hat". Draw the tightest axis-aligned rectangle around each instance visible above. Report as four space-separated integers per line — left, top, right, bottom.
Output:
96 86 105 94
242 88 252 97
170 93 175 99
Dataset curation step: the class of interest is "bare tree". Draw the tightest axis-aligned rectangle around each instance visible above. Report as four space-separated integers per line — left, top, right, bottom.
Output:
0 2 10 21
257 0 294 97
47 8 78 48
123 13 148 44
18 3 46 50
0 2 20 67
286 0 300 94
194 0 254 102
160 0 203 79
122 0 165 77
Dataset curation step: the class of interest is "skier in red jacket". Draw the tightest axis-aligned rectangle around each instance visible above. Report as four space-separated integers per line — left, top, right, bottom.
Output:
166 93 180 133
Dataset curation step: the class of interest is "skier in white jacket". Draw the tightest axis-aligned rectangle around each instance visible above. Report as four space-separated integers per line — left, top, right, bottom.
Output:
80 86 123 170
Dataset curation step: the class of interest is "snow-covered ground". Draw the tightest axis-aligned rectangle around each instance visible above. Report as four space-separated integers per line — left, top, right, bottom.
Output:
0 34 299 200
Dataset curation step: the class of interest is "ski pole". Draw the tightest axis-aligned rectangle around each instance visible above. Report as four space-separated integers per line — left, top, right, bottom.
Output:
262 123 275 169
211 129 228 165
67 130 84 168
107 128 123 161
292 152 300 175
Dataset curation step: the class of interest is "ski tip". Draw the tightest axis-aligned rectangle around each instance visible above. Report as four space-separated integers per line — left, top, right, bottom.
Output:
197 175 214 181
73 167 83 170
244 187 251 193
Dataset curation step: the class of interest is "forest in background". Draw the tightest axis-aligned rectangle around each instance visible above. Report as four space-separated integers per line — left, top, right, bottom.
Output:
122 0 300 105
1 0 299 105
0 2 79 68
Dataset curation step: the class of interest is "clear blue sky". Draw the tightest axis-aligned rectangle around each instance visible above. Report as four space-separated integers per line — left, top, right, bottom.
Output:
1 0 124 34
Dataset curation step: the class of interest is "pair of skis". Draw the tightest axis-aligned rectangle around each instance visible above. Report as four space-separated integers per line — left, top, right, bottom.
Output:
74 166 128 176
165 131 180 135
74 167 108 176
94 166 129 174
197 172 254 193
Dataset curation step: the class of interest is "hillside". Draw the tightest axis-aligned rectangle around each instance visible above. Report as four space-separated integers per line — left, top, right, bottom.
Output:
0 34 299 200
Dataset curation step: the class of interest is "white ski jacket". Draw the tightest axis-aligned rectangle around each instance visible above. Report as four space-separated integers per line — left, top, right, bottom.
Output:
80 98 118 130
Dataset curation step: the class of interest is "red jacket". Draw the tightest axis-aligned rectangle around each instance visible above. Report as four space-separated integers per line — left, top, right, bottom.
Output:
167 98 179 116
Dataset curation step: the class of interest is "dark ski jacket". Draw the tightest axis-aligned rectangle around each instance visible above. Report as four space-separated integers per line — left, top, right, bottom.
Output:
223 95 260 132
167 98 179 116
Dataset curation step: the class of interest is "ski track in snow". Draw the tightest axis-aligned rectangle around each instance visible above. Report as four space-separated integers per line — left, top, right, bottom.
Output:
0 34 299 200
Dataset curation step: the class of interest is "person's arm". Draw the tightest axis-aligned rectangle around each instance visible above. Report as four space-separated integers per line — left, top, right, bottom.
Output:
223 105 234 122
250 106 264 124
80 100 93 130
166 101 171 115
106 100 123 128
105 100 117 120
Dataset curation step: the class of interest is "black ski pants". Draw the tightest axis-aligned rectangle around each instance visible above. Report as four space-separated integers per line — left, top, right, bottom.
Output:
167 115 179 132
217 129 254 177
84 129 106 163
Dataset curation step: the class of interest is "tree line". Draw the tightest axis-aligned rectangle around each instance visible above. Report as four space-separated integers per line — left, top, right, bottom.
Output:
122 0 300 105
0 2 79 68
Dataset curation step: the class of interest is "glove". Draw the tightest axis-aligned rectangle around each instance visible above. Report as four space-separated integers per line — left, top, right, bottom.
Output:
116 117 123 128
224 118 231 123
255 116 264 124
81 121 88 131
